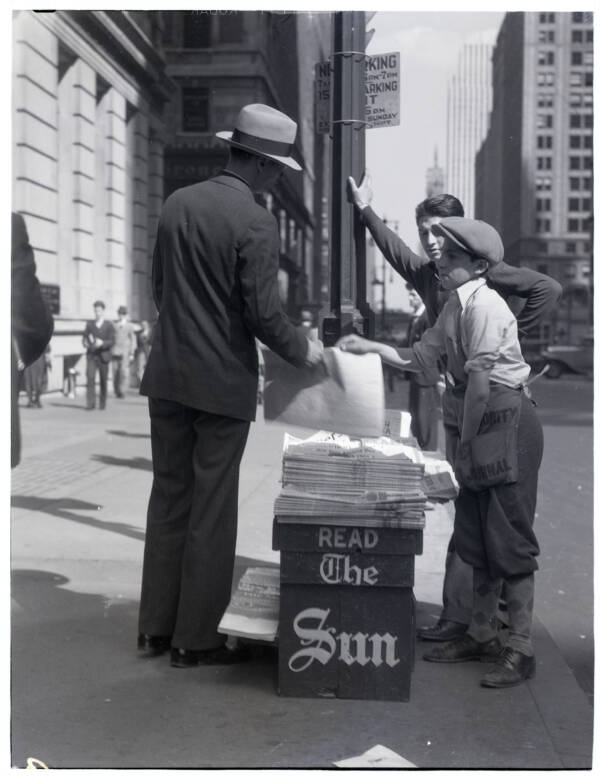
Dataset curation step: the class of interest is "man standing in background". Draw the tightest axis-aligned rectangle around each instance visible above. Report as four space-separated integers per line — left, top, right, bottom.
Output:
112 305 136 398
405 283 440 451
82 301 115 411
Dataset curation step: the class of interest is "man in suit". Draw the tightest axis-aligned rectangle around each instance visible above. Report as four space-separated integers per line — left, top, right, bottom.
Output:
138 103 324 667
111 305 136 398
82 301 115 410
11 212 54 467
405 284 440 451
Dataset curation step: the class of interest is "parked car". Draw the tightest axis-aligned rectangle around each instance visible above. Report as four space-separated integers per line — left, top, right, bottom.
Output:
539 334 594 378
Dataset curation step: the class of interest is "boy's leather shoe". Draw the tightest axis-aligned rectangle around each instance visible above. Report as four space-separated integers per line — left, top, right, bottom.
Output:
423 634 502 663
481 647 536 688
137 633 172 658
170 644 251 668
417 619 468 642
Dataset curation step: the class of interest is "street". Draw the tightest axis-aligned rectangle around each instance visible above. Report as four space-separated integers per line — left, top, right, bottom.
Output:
9 374 594 768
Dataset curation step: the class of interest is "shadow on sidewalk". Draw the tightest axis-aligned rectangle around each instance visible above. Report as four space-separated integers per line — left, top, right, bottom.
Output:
106 430 151 439
91 455 153 471
11 495 146 541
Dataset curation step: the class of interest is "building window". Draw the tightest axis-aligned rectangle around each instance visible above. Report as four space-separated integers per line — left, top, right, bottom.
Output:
570 176 581 190
538 51 555 65
569 93 583 106
537 114 553 128
583 92 593 105
586 29 593 43
219 12 244 43
568 218 580 232
582 265 590 278
183 12 212 47
536 218 551 233
582 197 592 211
569 135 582 149
569 156 581 170
536 177 552 191
570 114 582 128
181 86 210 131
582 176 592 190
565 242 577 254
572 51 583 66
584 71 593 87
572 11 584 23
582 156 592 169
572 29 583 43
537 156 553 170
537 72 555 87
570 72 583 87
569 197 580 211
537 135 553 149
584 114 593 128
538 29 555 43
537 95 554 108
583 135 592 149
583 51 593 66
536 198 551 212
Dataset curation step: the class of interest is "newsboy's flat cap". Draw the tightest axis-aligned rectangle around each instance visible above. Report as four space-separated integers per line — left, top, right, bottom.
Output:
432 217 504 265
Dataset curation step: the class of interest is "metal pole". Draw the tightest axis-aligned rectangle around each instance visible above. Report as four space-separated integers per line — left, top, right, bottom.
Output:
322 10 373 346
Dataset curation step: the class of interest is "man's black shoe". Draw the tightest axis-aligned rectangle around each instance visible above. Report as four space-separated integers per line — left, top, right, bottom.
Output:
137 633 172 658
170 644 252 668
481 647 536 688
423 634 503 663
417 619 468 642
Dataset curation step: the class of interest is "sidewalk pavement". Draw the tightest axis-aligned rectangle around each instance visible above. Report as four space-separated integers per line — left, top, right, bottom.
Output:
10 390 593 769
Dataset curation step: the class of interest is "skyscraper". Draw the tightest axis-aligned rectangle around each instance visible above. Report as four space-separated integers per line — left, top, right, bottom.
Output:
446 40 493 216
425 148 445 198
476 11 593 341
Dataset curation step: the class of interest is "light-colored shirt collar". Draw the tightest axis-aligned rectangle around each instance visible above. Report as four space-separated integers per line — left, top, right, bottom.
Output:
415 302 426 317
455 277 487 310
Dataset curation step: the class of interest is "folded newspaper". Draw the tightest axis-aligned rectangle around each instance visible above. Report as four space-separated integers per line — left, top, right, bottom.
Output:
218 567 280 642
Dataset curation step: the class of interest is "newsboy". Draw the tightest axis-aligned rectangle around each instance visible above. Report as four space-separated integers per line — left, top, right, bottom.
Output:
138 103 324 667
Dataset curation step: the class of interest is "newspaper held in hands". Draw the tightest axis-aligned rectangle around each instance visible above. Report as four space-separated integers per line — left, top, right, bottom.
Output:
218 567 280 643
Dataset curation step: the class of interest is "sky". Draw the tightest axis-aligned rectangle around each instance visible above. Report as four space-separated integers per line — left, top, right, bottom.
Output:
364 11 505 310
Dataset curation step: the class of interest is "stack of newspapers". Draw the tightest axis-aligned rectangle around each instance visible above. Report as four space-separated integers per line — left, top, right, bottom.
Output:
274 431 428 529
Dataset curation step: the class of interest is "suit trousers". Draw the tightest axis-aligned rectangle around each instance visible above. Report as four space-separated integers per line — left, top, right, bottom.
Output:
138 397 250 650
112 355 130 397
86 354 109 408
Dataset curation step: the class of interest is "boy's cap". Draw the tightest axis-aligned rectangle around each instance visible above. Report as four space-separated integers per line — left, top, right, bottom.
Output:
118 305 128 315
432 217 504 265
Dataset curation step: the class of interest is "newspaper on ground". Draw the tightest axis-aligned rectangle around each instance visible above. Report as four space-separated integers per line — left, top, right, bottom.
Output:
262 347 385 438
218 566 280 642
333 744 417 768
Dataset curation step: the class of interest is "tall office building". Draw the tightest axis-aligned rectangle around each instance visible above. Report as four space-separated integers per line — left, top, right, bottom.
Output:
159 10 331 317
476 12 593 341
446 40 493 216
425 148 445 198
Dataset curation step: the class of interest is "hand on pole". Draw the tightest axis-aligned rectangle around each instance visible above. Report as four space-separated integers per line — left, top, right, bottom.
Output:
347 171 373 210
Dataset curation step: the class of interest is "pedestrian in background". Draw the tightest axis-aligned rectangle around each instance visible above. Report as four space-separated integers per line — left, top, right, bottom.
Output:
82 301 115 410
11 212 54 466
347 172 561 645
133 319 153 386
23 346 51 408
405 284 440 451
112 305 136 398
137 103 324 667
338 217 545 689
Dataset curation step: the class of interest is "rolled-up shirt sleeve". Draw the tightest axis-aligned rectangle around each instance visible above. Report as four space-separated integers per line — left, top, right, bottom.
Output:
462 302 510 373
411 316 446 376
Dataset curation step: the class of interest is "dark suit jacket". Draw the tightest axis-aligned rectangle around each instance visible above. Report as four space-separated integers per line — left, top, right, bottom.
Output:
11 212 54 467
140 173 308 421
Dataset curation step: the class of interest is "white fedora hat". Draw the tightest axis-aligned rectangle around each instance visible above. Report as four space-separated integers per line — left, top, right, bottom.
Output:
216 103 302 171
